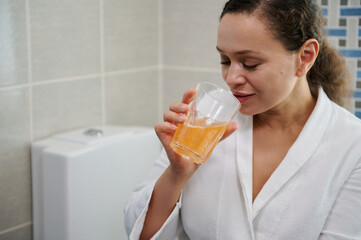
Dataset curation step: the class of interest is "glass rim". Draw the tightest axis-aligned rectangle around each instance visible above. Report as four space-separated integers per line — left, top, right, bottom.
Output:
196 82 240 108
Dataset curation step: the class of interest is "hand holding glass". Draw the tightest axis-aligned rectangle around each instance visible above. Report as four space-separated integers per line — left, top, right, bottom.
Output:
170 82 240 164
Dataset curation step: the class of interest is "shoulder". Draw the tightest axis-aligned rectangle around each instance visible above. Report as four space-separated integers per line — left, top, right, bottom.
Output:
324 101 361 154
315 98 361 174
329 101 361 134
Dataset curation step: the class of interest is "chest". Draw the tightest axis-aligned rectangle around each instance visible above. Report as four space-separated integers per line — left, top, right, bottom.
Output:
180 139 343 240
252 128 299 201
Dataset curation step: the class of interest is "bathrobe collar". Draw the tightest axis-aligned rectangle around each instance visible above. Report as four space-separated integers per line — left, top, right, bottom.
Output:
235 88 332 221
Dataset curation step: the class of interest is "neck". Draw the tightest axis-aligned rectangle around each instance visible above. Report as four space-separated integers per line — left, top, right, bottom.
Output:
254 78 316 130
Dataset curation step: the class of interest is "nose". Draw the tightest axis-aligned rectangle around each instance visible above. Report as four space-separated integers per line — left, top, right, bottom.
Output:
224 63 247 88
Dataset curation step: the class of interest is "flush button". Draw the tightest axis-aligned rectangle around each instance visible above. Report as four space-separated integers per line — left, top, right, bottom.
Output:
83 128 103 138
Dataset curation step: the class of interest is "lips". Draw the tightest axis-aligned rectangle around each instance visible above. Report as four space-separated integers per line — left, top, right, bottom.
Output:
232 92 255 103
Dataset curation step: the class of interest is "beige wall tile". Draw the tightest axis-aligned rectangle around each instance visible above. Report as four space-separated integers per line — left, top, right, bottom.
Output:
347 18 358 48
0 224 32 240
0 1 28 87
32 78 102 140
327 0 340 26
0 88 31 231
350 0 360 6
103 0 158 71
163 0 225 68
105 71 159 126
29 0 100 82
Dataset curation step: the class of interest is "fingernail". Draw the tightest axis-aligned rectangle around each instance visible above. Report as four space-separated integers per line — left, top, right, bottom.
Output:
178 115 186 122
180 105 188 112
171 124 178 130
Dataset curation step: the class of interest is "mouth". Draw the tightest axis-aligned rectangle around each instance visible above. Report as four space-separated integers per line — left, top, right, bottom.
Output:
232 92 255 103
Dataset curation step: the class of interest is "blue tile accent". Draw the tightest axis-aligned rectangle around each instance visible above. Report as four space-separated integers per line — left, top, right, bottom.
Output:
339 49 361 57
330 5 361 118
326 28 347 36
340 7 361 16
355 111 361 118
357 71 361 78
322 8 328 16
354 90 361 98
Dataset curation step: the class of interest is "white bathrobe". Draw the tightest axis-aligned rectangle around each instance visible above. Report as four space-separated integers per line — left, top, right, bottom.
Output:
124 88 361 240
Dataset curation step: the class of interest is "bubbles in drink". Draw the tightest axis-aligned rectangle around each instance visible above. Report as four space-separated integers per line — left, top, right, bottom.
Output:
170 118 228 164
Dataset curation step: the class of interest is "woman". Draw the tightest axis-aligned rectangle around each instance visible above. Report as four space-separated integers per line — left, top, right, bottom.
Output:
125 0 361 239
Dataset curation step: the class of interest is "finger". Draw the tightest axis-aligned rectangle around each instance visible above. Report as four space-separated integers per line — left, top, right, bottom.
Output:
163 110 187 124
169 102 189 114
220 121 238 141
182 88 196 104
155 121 178 135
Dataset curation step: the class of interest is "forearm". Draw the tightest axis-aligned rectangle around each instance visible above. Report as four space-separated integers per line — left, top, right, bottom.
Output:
139 166 190 240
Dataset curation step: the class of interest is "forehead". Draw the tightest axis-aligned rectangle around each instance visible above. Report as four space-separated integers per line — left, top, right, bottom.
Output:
217 13 286 54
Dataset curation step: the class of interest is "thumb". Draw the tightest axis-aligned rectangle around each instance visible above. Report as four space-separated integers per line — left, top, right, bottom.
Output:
220 121 238 141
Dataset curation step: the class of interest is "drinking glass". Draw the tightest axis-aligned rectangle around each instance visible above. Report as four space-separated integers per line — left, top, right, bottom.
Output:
170 82 240 164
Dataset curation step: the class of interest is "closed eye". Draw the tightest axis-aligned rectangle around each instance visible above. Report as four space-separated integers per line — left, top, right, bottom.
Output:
243 63 259 70
220 61 231 65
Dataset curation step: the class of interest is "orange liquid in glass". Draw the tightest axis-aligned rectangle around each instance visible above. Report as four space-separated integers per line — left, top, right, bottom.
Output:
170 120 228 164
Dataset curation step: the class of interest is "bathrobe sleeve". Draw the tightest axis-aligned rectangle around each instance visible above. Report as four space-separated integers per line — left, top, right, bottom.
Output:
124 149 184 240
319 158 361 240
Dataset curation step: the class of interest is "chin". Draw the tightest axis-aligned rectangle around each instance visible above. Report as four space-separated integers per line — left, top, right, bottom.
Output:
239 108 256 116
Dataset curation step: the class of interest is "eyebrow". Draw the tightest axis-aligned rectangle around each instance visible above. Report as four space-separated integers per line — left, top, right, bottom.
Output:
216 46 260 55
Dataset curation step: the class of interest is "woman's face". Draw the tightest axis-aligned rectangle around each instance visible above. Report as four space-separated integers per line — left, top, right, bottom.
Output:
217 13 300 116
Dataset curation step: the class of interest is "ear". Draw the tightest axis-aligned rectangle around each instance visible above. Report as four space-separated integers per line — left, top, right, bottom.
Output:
296 39 319 77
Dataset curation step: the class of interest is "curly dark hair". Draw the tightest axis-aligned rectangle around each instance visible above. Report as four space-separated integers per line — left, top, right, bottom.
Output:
220 0 352 107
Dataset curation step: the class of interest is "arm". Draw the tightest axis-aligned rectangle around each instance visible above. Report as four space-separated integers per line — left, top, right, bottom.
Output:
319 158 361 240
126 88 238 240
140 88 238 239
140 89 199 239
123 150 186 240
139 166 191 240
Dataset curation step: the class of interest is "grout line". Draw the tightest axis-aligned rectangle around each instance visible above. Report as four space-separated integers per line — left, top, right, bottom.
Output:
29 74 102 86
158 0 164 121
0 66 160 91
0 74 101 91
0 221 32 236
103 66 159 77
158 66 164 121
158 0 163 66
163 65 220 73
25 0 34 142
99 0 105 74
25 0 32 85
0 83 30 91
29 83 34 142
99 0 106 125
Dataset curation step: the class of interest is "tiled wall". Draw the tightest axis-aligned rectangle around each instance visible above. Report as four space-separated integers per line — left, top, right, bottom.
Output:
321 0 361 117
0 0 158 239
1 0 360 239
161 0 228 110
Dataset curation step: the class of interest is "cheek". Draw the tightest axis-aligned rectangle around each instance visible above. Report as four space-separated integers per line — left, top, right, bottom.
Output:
263 70 296 103
249 70 274 92
250 70 289 104
262 64 293 88
277 67 297 88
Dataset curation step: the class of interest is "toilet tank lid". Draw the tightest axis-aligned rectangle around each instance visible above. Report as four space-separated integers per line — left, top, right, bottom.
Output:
52 125 154 145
